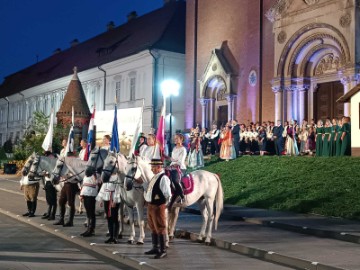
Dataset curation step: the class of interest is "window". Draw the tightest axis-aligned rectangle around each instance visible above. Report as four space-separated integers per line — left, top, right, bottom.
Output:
130 77 136 101
0 109 3 123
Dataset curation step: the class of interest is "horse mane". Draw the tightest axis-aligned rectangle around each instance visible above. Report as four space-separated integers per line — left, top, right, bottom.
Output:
64 157 87 169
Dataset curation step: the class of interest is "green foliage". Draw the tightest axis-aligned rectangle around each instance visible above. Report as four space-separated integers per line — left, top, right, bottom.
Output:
3 139 13 153
203 156 360 220
0 147 7 160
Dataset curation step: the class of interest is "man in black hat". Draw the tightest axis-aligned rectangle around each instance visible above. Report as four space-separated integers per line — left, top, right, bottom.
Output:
144 158 171 259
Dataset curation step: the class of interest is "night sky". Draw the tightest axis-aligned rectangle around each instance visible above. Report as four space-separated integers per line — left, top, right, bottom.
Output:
0 0 164 83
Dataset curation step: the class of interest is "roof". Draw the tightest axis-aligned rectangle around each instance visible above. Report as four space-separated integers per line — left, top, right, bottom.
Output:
0 1 185 99
337 84 360 103
56 67 91 121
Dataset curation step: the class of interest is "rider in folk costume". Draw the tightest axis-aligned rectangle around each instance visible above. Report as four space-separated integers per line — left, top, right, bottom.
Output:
136 134 148 157
166 133 187 209
144 158 171 259
59 139 67 157
78 139 87 160
96 174 121 244
142 134 161 161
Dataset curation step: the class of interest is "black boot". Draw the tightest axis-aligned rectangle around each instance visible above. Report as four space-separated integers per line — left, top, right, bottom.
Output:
48 204 57 220
82 227 95 237
54 204 65 225
23 201 32 216
145 233 159 255
63 207 75 227
42 205 52 219
28 201 36 217
154 234 167 259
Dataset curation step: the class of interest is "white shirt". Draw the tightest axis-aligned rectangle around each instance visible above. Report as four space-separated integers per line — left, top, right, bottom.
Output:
78 148 86 160
20 175 40 186
139 144 148 157
210 129 220 139
142 145 161 161
96 175 121 203
144 170 171 203
60 148 67 157
170 146 187 170
80 175 99 197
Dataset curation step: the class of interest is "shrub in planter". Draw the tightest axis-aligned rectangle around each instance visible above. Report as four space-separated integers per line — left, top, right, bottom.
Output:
3 139 13 153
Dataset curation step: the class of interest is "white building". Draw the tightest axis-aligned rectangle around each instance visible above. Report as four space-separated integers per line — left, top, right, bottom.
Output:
0 1 186 146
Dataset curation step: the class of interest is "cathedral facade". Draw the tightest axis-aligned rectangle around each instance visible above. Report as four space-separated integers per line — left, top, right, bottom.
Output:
185 0 359 128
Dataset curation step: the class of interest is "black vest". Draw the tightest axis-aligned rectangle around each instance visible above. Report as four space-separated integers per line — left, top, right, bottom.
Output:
151 173 166 206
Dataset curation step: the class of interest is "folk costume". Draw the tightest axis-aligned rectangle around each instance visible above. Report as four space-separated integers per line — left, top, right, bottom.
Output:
144 159 171 259
42 173 57 220
219 127 236 160
272 123 284 156
322 126 331 157
315 126 324 157
187 136 204 169
340 121 351 156
80 175 100 237
96 175 121 243
20 175 40 217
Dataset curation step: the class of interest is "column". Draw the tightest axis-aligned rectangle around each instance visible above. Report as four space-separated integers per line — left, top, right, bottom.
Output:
226 95 235 121
208 98 215 128
307 83 317 121
341 76 351 116
292 88 299 122
272 87 283 123
199 99 208 129
298 88 306 123
286 88 293 121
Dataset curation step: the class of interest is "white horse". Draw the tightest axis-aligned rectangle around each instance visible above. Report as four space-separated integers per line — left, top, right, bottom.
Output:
27 154 63 191
22 152 36 176
52 156 87 184
124 156 224 245
101 151 146 245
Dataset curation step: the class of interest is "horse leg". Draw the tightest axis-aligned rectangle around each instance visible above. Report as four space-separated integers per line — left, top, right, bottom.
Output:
136 203 145 245
204 198 215 245
168 207 180 241
127 206 135 244
198 199 208 242
118 203 124 239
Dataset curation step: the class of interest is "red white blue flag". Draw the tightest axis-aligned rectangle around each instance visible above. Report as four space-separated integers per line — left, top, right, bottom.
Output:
84 107 95 161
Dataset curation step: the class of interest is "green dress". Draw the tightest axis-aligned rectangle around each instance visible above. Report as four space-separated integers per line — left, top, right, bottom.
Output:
315 127 324 157
335 126 342 156
322 127 331 157
340 123 351 156
329 125 337 156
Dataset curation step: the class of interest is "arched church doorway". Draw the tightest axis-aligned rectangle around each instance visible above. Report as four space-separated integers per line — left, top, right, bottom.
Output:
314 81 344 120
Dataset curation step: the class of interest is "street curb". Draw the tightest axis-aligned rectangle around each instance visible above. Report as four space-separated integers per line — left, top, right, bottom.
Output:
181 207 360 245
0 207 162 270
174 229 348 270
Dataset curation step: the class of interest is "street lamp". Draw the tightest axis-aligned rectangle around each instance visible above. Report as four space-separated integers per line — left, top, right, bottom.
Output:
161 79 180 152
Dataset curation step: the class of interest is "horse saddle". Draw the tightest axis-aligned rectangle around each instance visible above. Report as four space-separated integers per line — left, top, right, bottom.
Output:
181 174 194 195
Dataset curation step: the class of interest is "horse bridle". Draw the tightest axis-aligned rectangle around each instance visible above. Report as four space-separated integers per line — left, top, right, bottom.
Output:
52 157 65 180
53 157 84 183
102 154 120 179
87 149 104 175
28 155 45 177
23 157 34 176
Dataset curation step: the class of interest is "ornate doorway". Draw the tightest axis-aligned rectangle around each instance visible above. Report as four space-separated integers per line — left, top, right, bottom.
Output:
218 105 228 127
314 81 344 120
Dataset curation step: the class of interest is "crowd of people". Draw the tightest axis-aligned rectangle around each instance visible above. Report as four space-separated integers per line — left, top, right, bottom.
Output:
188 116 351 161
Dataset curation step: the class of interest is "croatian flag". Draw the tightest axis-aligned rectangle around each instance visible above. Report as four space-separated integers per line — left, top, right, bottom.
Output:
65 107 75 154
84 107 96 161
155 103 166 159
110 105 120 153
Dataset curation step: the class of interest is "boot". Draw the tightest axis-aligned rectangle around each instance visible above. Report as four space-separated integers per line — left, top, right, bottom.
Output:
145 233 159 255
63 207 75 227
28 201 37 217
82 228 95 237
54 204 65 225
48 205 57 220
42 205 52 219
154 234 167 259
22 201 32 216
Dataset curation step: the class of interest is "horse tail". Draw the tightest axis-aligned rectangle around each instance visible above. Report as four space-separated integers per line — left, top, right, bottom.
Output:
214 173 224 230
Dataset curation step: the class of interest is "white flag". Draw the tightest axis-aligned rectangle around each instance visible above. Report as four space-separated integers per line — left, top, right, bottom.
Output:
42 111 54 151
129 112 143 157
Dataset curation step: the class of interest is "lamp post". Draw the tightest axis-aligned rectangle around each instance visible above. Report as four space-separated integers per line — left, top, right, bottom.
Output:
161 80 180 152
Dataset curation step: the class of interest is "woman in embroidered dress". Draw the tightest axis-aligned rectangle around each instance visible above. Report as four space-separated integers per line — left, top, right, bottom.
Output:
322 119 332 157
340 116 351 156
96 174 121 244
335 118 343 156
299 126 308 154
306 126 316 154
187 132 204 169
315 120 324 157
219 124 236 161
285 120 299 156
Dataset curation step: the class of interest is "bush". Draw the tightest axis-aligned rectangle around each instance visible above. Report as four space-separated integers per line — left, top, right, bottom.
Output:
0 147 7 160
3 139 13 153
